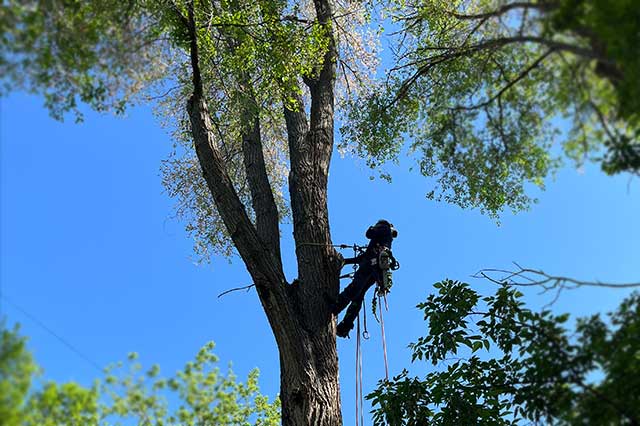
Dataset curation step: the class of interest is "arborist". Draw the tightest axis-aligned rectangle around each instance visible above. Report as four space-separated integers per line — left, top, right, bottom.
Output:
331 219 398 338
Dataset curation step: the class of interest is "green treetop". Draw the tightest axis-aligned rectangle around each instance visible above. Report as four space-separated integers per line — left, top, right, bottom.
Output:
0 325 280 426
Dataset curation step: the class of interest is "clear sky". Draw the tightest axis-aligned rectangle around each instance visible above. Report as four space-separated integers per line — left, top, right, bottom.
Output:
1 91 638 424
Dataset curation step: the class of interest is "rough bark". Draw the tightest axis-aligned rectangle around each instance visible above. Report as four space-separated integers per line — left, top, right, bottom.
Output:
240 98 284 272
281 84 343 425
182 0 343 424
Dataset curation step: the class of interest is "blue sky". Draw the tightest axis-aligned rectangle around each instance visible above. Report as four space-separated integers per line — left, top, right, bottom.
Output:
1 91 638 424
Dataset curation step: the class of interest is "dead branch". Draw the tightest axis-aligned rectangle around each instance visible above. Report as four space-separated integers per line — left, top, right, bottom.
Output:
473 263 640 294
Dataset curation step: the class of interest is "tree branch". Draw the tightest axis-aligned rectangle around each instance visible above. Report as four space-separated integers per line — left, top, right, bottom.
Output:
474 263 640 291
389 35 605 109
446 2 550 21
183 0 285 289
240 97 284 272
452 48 554 111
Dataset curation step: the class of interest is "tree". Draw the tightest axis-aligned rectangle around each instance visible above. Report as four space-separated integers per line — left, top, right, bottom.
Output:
2 1 360 422
368 280 640 425
344 0 640 216
0 324 280 426
2 1 638 424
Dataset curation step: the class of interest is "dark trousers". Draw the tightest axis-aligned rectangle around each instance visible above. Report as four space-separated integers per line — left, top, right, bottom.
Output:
336 263 379 329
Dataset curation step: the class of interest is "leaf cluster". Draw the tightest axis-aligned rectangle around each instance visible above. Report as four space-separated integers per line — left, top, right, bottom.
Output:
0 0 166 121
368 280 640 425
0 326 280 426
0 323 39 426
342 0 640 218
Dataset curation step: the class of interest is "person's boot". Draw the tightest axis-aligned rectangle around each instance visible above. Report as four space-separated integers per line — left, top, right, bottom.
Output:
336 321 353 338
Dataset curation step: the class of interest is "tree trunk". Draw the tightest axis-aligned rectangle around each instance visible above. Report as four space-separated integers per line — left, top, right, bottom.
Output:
279 329 342 425
277 0 342 421
181 0 343 423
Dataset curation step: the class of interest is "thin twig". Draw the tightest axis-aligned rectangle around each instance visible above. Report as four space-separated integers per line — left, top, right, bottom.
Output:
217 284 256 298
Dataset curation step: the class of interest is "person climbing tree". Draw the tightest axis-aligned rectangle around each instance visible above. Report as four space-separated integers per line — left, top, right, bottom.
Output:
331 220 398 338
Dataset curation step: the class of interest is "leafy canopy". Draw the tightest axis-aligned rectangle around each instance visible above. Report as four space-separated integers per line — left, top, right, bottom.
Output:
0 324 280 426
368 280 640 425
342 0 640 217
2 0 639 252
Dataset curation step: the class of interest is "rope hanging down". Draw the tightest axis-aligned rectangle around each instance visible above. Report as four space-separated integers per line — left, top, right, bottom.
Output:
354 296 389 426
301 240 395 422
378 294 390 381
355 315 365 426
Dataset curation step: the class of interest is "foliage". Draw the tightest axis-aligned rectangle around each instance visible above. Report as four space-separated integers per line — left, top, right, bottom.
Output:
368 280 640 425
0 323 39 426
4 0 638 241
342 0 640 217
1 0 378 260
546 0 640 175
0 0 165 121
0 325 280 426
547 0 640 121
21 382 101 426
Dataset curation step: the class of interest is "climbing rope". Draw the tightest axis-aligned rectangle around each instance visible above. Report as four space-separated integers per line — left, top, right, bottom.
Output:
355 296 387 426
355 315 364 426
303 239 393 421
378 294 390 381
296 242 367 251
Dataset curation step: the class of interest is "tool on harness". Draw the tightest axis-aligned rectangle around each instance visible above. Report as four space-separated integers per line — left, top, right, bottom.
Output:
377 246 399 292
372 246 399 322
